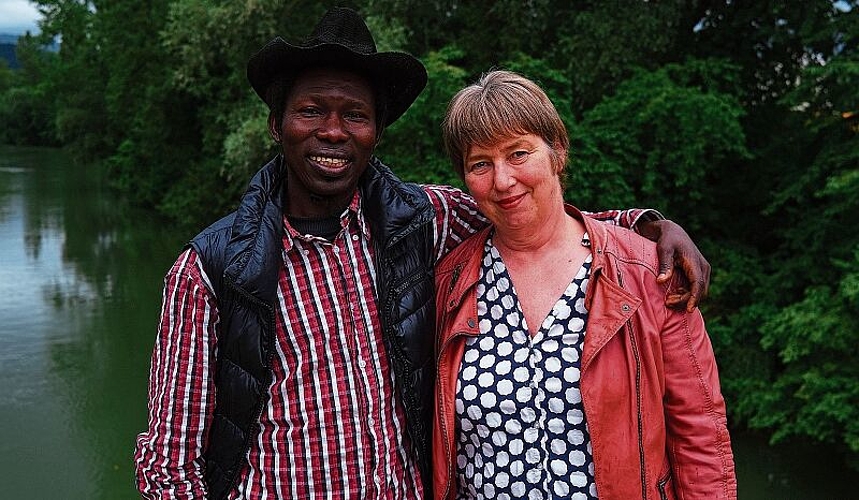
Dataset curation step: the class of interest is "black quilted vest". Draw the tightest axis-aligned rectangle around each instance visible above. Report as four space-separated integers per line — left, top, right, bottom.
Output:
189 155 436 499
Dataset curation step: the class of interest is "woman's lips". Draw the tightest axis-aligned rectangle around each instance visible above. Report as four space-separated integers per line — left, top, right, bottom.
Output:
496 193 526 209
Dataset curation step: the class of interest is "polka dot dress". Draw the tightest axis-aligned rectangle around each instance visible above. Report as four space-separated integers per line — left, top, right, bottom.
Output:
455 236 597 499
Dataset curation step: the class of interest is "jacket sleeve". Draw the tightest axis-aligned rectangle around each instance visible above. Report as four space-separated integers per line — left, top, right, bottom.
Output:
133 248 218 499
582 208 664 229
660 307 737 499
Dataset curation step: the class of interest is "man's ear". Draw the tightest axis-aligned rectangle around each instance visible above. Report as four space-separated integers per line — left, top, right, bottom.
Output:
268 112 281 143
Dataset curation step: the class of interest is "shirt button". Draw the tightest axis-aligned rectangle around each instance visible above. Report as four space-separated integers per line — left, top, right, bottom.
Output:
352 234 359 241
358 359 367 368
332 246 340 253
368 417 375 426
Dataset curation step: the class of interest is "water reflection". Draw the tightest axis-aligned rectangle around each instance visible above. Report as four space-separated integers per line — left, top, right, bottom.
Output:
0 146 184 499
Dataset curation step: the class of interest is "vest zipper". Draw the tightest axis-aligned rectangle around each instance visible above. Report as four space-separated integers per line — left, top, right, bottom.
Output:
657 473 670 500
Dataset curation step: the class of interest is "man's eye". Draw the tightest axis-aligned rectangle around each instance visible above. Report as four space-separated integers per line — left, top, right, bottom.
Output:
344 111 368 121
299 107 322 117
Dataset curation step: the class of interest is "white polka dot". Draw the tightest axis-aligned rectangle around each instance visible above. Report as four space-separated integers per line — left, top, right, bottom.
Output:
478 372 495 388
501 294 515 309
570 450 586 466
495 471 510 488
497 341 513 356
526 468 542 485
464 348 480 363
500 399 516 414
494 323 510 338
525 447 541 464
551 458 568 475
495 360 512 376
548 397 564 413
482 483 496 497
513 346 529 362
568 408 583 425
524 427 539 444
550 438 567 455
554 302 572 320
486 412 502 428
479 353 496 369
492 430 507 446
497 379 514 396
462 384 477 400
515 387 532 402
568 317 585 331
563 365 580 383
480 336 496 351
505 420 522 435
570 471 588 487
480 392 497 408
496 450 510 467
545 377 562 393
547 417 565 434
565 387 582 405
491 304 503 319
521 407 536 423
545 356 561 372
547 323 564 337
510 459 524 476
506 311 520 327
511 481 526 496
467 405 483 420
543 339 560 352
554 481 571 496
513 367 530 383
567 429 584 445
497 277 510 292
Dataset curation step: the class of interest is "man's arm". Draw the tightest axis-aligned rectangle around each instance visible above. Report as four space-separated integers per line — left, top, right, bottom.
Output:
133 248 218 499
586 209 710 311
424 186 710 311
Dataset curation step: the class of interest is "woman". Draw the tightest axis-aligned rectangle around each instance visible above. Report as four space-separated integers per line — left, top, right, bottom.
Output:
432 70 736 500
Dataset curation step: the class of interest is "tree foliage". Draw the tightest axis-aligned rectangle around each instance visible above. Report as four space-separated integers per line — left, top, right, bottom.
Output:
1 0 859 469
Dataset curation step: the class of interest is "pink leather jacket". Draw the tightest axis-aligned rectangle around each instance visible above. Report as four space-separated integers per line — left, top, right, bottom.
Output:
432 206 736 500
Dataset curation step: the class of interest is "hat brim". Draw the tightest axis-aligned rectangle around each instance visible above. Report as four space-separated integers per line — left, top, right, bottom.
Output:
247 38 428 127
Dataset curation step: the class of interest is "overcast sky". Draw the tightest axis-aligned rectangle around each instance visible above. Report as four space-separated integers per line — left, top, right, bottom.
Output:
0 0 40 35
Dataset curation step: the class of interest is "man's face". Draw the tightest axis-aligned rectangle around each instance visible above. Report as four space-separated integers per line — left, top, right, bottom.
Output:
275 67 378 217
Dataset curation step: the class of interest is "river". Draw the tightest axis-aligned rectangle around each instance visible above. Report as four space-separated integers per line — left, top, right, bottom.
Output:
1 145 857 499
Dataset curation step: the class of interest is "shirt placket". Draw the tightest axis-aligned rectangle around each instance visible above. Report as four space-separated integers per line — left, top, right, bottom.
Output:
333 226 389 498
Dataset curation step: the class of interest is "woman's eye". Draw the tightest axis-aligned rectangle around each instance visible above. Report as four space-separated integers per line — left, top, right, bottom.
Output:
510 150 529 162
468 161 489 173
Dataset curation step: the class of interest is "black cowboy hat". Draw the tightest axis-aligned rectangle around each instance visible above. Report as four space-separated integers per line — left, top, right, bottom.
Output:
247 7 427 127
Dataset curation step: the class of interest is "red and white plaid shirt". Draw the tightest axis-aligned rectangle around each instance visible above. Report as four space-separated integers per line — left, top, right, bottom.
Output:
133 183 648 499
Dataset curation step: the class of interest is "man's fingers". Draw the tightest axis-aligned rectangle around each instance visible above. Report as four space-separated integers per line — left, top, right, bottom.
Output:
657 260 673 283
686 278 706 312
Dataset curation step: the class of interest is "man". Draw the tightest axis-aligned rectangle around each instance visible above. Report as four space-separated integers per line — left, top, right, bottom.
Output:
133 7 710 499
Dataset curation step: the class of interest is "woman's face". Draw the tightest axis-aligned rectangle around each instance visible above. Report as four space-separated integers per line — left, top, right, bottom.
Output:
463 133 564 234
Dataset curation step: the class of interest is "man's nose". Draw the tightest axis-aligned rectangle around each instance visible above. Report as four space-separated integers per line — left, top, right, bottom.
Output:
317 114 349 142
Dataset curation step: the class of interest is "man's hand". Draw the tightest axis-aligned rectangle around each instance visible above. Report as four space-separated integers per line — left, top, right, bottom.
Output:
636 219 711 312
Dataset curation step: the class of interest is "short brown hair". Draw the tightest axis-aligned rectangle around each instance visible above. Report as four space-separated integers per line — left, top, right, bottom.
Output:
442 70 570 179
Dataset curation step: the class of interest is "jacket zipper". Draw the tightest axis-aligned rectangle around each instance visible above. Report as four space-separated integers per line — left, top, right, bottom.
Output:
617 270 647 500
657 474 670 500
436 329 477 500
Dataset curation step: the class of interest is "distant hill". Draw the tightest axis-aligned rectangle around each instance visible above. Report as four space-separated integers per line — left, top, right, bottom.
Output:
0 33 58 70
0 43 17 69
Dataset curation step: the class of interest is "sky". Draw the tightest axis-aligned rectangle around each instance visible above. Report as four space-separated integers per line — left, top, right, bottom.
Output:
0 0 40 35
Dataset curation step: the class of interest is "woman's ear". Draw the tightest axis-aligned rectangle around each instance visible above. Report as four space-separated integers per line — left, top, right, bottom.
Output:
268 112 282 143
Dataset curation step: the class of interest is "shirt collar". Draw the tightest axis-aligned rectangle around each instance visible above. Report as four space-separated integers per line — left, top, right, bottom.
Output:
281 190 371 251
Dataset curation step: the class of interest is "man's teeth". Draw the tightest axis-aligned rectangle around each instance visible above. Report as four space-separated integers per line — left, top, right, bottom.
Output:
310 156 347 168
